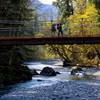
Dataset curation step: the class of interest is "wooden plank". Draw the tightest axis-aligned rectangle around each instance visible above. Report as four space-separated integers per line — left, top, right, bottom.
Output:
0 36 100 45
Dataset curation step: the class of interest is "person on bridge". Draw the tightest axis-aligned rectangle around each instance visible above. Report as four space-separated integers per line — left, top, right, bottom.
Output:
50 23 56 36
57 23 63 37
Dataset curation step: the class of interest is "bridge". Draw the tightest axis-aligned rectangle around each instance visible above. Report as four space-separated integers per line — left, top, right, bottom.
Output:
0 20 100 45
0 36 100 45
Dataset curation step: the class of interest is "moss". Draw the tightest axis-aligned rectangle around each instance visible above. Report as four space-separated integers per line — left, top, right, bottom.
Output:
0 65 32 87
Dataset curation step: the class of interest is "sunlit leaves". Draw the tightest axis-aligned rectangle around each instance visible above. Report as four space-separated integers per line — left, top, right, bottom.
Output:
48 0 100 66
68 1 99 36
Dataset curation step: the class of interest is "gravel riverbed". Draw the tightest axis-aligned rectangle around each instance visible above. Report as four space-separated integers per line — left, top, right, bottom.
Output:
1 80 100 100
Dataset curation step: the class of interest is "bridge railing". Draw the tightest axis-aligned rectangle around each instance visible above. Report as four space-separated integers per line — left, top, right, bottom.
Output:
67 20 100 37
0 20 36 37
0 20 100 37
0 27 34 36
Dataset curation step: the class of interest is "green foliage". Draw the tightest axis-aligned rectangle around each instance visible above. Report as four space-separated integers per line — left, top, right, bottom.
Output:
88 0 100 21
68 1 99 35
53 0 73 21
0 0 39 65
48 0 100 66
0 0 33 20
0 65 32 86
0 0 37 36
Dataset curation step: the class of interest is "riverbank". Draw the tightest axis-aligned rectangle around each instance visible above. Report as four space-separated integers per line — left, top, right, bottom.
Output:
1 80 100 100
0 65 32 88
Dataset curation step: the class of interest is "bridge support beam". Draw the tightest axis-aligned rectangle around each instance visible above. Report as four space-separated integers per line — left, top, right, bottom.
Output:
0 36 100 45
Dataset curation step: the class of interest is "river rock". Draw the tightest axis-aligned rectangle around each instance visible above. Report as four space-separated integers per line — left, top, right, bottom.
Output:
71 66 83 75
63 60 71 67
56 71 60 74
31 69 39 75
40 67 56 76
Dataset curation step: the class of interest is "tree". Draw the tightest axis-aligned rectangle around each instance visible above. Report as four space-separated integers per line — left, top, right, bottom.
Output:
67 0 100 66
68 0 99 35
0 0 36 36
53 0 74 22
88 0 100 21
0 0 38 65
47 0 100 66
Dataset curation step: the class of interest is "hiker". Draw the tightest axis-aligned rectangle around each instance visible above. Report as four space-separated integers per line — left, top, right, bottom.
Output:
50 24 56 36
57 23 63 37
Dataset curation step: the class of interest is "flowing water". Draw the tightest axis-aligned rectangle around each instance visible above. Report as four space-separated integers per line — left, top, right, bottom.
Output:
0 59 100 97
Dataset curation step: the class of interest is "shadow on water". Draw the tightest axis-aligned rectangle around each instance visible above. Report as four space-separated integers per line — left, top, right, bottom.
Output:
0 79 56 97
0 85 14 96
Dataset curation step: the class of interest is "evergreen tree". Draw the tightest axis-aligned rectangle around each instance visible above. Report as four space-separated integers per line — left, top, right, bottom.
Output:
0 0 38 65
0 0 36 36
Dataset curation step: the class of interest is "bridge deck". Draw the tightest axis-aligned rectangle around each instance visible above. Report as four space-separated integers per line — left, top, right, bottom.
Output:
0 36 100 45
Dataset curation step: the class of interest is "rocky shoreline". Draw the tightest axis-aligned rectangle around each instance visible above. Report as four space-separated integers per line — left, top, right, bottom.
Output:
1 80 100 100
0 65 32 88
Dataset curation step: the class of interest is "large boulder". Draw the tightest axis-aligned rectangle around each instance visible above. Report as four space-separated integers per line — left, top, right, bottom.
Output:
0 65 32 87
40 67 56 76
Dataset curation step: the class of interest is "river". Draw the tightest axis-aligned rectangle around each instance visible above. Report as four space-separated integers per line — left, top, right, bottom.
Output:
1 59 100 100
0 59 69 96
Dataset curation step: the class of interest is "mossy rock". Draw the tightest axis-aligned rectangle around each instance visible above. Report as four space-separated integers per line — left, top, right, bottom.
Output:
0 65 32 87
71 67 83 75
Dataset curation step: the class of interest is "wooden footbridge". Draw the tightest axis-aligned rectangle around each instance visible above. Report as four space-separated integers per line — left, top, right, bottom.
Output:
0 20 100 45
0 35 100 45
